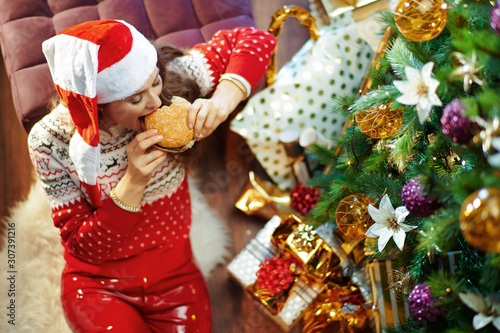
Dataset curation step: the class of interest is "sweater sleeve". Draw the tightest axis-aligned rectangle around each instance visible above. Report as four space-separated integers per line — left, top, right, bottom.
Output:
190 27 276 95
51 198 140 264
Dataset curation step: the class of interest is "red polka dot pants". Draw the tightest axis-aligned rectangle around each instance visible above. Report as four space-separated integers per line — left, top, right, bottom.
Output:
60 260 212 333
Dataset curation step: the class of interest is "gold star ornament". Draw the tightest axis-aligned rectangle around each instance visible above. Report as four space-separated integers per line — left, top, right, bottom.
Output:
451 51 484 94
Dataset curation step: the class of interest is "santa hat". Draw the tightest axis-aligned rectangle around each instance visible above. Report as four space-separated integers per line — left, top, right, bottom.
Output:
42 20 157 207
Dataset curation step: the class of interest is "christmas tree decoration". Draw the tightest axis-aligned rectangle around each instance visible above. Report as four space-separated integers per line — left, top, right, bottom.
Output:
335 194 376 240
459 188 500 253
355 103 404 139
459 290 500 331
365 194 417 252
393 62 442 124
441 99 478 144
407 283 441 324
386 265 414 301
451 51 484 94
475 117 500 165
394 0 448 42
401 177 441 217
488 136 500 168
491 0 500 37
256 256 295 294
290 183 321 215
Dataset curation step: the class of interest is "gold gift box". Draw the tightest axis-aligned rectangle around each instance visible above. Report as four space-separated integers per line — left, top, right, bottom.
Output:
272 215 343 283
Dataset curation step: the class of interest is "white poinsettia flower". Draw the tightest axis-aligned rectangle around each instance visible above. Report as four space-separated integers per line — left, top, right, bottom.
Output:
459 290 500 331
393 62 442 124
365 194 417 252
487 137 500 168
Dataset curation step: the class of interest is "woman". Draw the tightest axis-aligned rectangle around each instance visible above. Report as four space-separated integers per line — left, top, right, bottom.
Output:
28 19 275 332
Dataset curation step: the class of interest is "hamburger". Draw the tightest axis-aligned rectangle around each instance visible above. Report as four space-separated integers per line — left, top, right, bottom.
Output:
141 96 195 153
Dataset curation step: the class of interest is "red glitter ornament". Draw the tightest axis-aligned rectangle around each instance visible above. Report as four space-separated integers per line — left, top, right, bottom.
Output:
256 257 295 294
290 183 321 215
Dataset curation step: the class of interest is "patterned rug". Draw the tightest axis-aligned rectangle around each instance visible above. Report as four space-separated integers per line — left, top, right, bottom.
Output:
0 176 230 332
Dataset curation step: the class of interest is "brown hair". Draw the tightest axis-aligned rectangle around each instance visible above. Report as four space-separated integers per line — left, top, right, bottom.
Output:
156 45 201 104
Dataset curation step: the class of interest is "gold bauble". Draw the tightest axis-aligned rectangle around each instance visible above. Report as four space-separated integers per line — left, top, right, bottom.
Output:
459 188 500 253
394 0 448 42
335 194 376 240
355 104 404 139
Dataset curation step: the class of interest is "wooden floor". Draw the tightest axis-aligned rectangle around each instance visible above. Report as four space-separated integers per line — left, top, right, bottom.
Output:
0 1 311 332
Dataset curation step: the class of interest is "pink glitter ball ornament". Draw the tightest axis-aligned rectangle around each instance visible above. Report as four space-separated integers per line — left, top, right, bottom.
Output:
440 99 477 144
408 283 441 324
401 178 441 217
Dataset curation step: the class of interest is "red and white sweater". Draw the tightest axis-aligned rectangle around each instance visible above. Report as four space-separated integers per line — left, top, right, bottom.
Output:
28 27 275 278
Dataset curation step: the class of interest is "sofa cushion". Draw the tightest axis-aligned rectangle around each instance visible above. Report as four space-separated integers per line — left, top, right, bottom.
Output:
0 0 255 132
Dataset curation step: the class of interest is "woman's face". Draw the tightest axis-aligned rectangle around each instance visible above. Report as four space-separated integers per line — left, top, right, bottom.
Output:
101 68 163 132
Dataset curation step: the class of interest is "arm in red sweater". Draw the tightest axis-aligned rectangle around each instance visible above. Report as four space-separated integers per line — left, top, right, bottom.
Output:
51 197 140 264
193 27 276 93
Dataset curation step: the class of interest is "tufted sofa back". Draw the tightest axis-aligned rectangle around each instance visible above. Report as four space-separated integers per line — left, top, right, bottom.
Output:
0 0 256 132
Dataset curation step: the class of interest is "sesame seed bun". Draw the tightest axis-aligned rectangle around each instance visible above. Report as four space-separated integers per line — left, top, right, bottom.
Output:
142 96 195 152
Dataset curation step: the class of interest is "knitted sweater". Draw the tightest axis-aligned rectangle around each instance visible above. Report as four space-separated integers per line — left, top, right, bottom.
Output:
28 27 275 278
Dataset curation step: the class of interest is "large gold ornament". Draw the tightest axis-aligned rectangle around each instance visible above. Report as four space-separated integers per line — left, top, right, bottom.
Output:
355 104 404 139
335 194 376 240
459 188 500 253
394 0 448 42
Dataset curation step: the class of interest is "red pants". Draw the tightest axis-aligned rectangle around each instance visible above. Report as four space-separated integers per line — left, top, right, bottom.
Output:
60 260 212 333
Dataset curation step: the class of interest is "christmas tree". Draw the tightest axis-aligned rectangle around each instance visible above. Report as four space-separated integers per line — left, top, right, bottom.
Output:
307 0 500 331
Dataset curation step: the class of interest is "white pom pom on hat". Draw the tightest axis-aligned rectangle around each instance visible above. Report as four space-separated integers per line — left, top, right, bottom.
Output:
42 19 158 207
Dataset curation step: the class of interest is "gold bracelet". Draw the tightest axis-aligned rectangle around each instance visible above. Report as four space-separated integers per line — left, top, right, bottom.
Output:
219 75 248 100
110 188 141 213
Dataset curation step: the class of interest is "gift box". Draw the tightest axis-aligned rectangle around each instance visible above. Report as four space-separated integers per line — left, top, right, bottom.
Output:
227 215 341 331
230 8 374 191
367 251 461 332
367 259 410 331
320 0 396 52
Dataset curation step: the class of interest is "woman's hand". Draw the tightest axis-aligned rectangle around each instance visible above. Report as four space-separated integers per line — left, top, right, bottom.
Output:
114 130 167 207
187 79 245 140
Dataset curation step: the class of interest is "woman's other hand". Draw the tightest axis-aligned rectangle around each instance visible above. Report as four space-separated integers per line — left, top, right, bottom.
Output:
187 79 244 140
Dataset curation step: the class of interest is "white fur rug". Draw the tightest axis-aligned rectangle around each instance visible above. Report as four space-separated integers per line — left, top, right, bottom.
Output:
0 177 230 333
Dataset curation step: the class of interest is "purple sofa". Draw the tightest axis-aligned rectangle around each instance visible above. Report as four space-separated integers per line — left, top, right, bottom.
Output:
0 0 256 133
